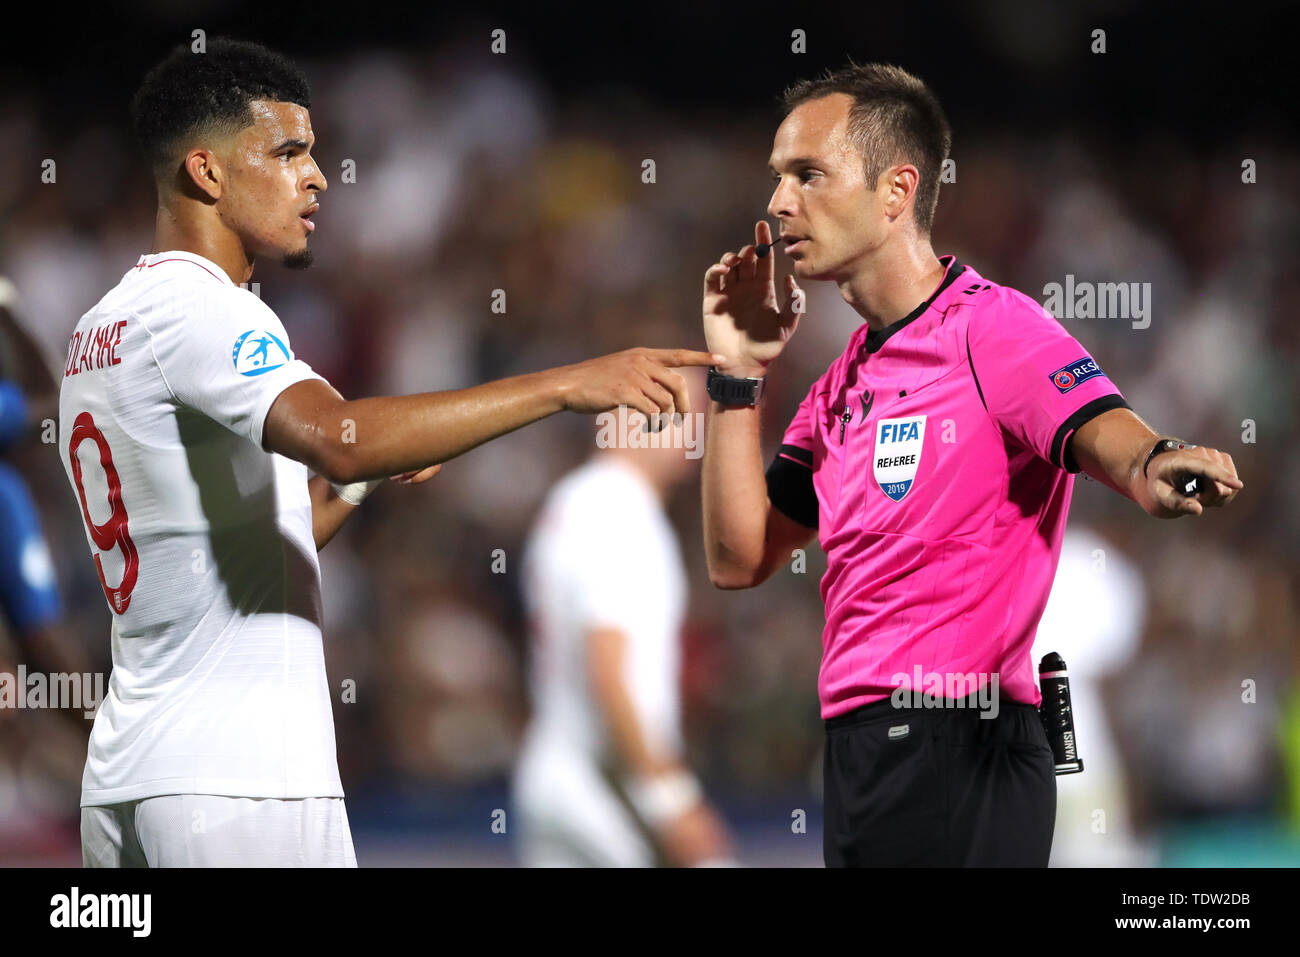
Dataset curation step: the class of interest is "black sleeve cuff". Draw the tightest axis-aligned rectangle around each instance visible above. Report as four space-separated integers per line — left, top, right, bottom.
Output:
1051 394 1133 473
766 444 818 529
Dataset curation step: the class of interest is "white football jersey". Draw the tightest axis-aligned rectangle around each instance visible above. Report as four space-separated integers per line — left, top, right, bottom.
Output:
518 457 687 768
58 250 342 806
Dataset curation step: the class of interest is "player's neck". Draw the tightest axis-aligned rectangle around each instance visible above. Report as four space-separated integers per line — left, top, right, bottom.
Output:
837 240 945 333
150 206 255 287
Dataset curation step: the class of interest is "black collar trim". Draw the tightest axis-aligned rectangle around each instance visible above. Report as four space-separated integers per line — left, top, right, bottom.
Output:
864 256 966 354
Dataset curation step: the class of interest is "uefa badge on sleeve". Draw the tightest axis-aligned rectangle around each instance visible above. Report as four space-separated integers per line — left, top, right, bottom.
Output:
874 415 927 502
1048 356 1104 394
232 329 291 376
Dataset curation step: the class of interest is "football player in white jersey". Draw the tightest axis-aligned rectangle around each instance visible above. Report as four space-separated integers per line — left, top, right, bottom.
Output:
514 384 734 866
1032 526 1154 867
59 37 718 867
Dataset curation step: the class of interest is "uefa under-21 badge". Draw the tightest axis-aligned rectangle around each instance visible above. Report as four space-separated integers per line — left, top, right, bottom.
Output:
232 329 291 376
874 415 926 502
1048 356 1105 394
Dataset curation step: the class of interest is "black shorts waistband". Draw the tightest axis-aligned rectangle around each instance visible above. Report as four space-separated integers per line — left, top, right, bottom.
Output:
824 692 1038 732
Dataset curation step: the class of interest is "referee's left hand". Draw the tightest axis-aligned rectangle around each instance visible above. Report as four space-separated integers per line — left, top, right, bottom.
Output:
1146 446 1242 517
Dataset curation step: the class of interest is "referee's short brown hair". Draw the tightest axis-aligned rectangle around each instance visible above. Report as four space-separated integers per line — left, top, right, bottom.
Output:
782 63 951 234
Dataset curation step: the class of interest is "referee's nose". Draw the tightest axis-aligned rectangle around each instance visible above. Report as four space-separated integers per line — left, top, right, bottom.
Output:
767 177 797 222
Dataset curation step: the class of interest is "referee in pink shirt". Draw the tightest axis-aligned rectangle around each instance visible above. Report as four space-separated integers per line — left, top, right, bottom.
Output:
699 63 1243 866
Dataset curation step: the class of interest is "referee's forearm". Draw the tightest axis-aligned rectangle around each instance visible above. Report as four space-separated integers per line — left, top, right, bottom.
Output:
701 400 769 587
327 369 568 482
1070 407 1161 511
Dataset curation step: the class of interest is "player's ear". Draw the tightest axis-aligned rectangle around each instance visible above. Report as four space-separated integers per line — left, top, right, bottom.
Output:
179 147 224 202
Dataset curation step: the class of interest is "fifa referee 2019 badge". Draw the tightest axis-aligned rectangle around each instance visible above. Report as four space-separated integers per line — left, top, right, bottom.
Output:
1048 356 1105 394
874 415 927 502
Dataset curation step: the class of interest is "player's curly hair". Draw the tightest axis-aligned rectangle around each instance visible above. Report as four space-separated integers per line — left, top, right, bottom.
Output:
130 37 310 181
782 62 951 234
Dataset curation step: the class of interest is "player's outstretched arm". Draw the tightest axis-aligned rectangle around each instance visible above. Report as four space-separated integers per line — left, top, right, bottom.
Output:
263 348 720 484
1070 407 1243 518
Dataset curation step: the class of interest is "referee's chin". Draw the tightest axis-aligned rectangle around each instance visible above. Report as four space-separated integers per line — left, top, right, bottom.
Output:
788 255 820 280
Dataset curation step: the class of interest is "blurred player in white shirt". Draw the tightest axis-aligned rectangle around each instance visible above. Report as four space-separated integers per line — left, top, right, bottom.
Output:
514 392 734 866
60 37 716 867
1032 525 1155 866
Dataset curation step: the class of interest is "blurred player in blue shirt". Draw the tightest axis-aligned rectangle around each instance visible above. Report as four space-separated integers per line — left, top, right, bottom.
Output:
0 278 89 697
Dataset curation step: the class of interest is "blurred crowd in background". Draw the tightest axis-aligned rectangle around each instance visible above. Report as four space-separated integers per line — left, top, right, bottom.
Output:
0 21 1297 865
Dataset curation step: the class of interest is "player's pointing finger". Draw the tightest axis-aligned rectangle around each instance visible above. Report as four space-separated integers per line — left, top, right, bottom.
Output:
648 367 690 416
650 349 724 368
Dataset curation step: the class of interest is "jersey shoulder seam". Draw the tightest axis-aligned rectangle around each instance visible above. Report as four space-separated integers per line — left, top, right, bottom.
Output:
134 282 277 406
131 307 182 406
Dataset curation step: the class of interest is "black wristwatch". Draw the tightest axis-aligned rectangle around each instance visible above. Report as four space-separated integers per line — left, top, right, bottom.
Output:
707 366 766 407
1143 437 1192 477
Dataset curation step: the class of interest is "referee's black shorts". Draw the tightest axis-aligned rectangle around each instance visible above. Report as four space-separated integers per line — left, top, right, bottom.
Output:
823 693 1056 867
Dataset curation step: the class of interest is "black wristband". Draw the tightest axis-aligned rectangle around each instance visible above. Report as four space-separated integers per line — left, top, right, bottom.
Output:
1143 438 1193 477
707 366 766 407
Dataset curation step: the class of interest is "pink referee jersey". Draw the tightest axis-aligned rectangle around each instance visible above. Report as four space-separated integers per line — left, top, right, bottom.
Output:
765 257 1130 718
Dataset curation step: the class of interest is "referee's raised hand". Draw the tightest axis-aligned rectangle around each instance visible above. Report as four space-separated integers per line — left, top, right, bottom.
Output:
557 347 721 420
703 220 805 378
